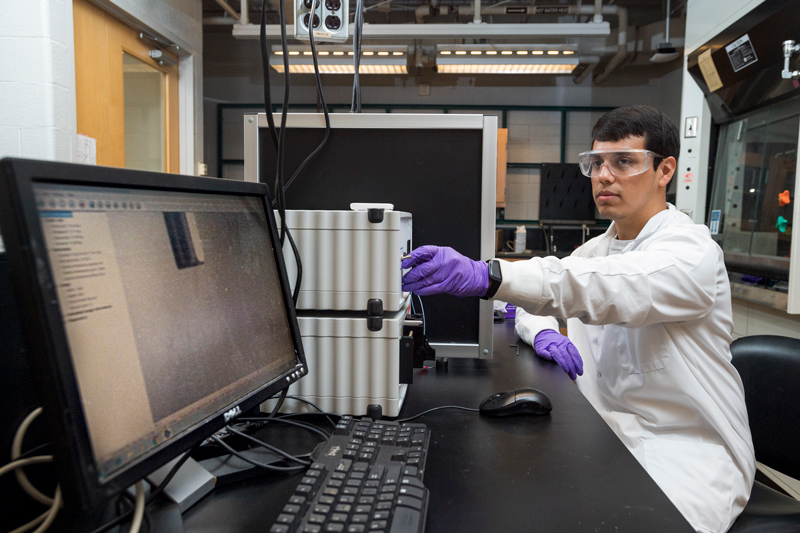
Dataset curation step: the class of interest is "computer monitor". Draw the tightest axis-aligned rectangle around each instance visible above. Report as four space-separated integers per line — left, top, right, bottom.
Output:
243 113 497 359
0 158 307 515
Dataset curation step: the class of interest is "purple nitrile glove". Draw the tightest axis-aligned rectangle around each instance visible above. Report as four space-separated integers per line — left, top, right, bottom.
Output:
402 245 489 297
533 330 584 380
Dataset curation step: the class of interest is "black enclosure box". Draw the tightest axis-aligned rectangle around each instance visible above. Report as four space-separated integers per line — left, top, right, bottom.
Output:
539 162 596 224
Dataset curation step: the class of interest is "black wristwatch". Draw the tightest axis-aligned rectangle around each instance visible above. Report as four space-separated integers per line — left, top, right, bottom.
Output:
482 259 502 300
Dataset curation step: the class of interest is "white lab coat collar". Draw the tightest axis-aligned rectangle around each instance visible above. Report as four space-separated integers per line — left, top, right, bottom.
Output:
600 203 681 253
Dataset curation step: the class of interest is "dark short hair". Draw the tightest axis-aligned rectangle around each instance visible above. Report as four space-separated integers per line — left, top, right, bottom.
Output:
591 105 680 168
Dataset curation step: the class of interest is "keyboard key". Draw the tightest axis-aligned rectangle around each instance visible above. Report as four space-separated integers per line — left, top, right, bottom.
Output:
389 506 422 533
396 496 423 511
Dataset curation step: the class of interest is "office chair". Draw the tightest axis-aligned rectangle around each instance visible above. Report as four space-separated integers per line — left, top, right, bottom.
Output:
728 335 800 532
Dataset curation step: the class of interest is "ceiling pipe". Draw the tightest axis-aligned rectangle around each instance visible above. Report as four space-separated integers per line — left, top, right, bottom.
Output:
214 0 241 22
593 0 603 23
588 5 626 84
447 4 627 83
240 0 249 26
204 16 237 25
573 55 600 84
473 0 482 24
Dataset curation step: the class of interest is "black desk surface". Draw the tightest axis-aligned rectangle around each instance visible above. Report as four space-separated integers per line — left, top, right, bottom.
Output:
182 321 692 532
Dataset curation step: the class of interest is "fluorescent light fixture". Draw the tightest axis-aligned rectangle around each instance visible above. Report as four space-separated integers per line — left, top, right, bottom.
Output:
271 45 408 74
436 44 579 74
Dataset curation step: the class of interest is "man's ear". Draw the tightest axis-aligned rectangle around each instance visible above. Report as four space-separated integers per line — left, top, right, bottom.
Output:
658 156 676 188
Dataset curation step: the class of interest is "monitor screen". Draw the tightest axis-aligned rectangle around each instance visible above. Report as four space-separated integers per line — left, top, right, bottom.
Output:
0 158 306 511
244 113 497 359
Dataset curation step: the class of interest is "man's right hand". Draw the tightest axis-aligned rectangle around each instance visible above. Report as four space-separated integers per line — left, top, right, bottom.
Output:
533 330 583 380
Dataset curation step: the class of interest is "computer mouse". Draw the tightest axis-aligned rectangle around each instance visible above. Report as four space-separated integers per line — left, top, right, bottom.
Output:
478 387 552 417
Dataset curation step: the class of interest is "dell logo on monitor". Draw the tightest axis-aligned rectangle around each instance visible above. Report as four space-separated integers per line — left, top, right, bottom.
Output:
223 406 241 423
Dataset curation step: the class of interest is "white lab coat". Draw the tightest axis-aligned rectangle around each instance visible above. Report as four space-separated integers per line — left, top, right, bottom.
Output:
495 205 755 533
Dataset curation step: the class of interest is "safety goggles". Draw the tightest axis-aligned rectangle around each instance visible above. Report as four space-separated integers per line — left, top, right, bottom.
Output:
577 149 664 178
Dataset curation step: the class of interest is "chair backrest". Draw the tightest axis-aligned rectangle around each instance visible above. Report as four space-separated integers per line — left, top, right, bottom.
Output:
730 335 800 480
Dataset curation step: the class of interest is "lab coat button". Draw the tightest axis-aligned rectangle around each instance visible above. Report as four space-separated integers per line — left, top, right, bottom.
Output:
598 372 602 378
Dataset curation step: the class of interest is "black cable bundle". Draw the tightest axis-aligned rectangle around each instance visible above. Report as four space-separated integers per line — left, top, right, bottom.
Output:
350 0 365 112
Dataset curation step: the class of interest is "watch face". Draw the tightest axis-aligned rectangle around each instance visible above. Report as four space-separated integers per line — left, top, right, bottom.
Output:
490 260 502 280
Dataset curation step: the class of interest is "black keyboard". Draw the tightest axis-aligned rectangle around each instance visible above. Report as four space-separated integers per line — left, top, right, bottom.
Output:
268 416 431 533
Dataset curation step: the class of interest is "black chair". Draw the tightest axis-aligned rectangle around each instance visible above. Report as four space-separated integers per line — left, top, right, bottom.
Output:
728 335 800 532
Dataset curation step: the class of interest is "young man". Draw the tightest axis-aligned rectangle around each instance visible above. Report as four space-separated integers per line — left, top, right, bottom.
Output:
402 105 755 533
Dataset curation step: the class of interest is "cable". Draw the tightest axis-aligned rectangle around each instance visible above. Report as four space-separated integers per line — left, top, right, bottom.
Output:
225 426 311 466
88 447 198 533
269 387 289 417
275 0 291 247
238 417 332 440
5 407 63 532
12 408 53 506
350 0 364 112
259 0 279 152
0 456 53 478
285 395 338 427
8 486 62 533
258 0 303 302
210 435 307 472
282 0 332 194
128 481 145 533
414 293 426 336
286 227 303 304
395 405 479 424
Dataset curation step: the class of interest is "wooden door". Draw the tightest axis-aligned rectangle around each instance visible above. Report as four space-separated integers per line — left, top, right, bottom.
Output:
73 0 179 172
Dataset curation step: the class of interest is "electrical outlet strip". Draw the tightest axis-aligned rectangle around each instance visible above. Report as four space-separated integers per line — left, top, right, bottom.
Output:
294 0 349 43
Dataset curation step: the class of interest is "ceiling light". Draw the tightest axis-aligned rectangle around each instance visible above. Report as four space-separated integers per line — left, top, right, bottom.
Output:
436 44 579 74
271 45 408 74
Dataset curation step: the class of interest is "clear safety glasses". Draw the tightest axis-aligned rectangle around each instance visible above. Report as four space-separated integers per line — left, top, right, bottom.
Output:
577 149 664 178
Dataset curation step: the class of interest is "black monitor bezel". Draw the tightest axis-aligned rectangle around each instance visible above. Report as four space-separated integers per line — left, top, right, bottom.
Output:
0 157 307 512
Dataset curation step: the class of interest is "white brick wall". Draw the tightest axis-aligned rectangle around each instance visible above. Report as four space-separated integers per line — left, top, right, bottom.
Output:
0 0 76 162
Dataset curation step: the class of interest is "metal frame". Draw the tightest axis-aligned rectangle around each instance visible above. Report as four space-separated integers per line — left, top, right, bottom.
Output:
223 103 615 180
243 112 498 358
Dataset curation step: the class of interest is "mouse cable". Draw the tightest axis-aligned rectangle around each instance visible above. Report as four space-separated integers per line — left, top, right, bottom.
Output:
395 406 479 424
226 425 312 466
210 435 307 473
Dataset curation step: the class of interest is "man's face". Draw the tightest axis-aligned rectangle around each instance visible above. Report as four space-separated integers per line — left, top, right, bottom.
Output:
590 136 674 238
